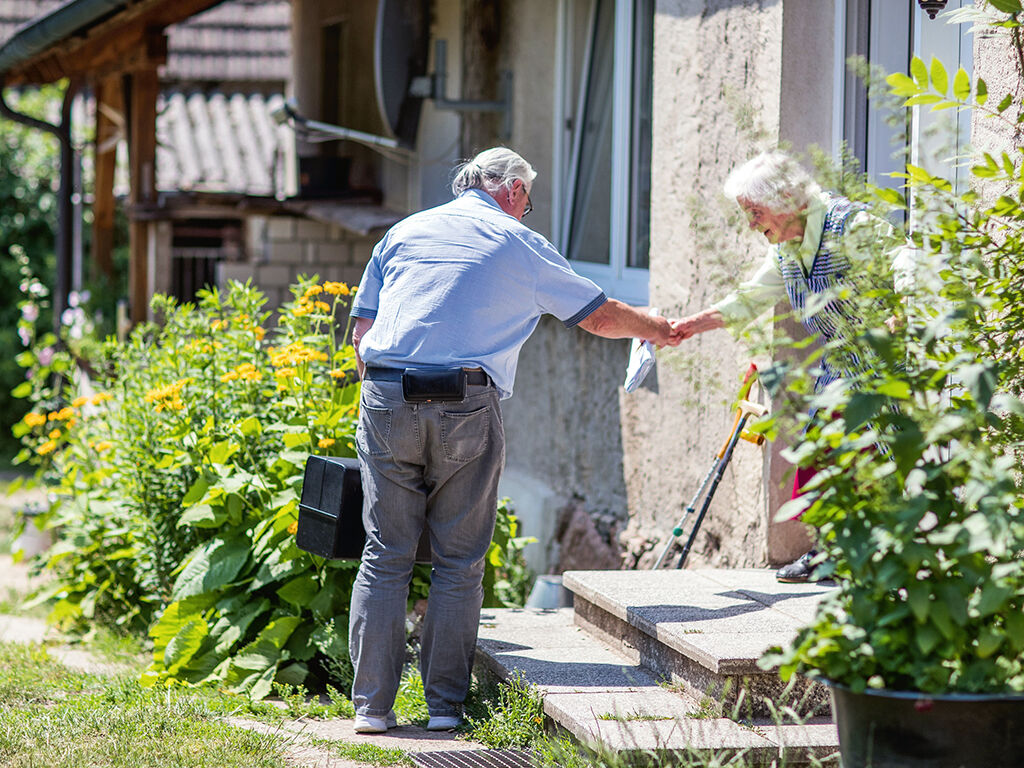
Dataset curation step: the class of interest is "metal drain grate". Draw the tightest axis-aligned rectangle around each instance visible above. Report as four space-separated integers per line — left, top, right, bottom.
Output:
411 749 534 768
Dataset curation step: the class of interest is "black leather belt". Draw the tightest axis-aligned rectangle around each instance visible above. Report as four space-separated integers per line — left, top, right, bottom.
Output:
364 366 492 387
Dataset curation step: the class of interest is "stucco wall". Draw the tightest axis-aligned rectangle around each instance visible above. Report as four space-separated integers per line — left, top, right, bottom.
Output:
972 27 1023 208
499 0 843 572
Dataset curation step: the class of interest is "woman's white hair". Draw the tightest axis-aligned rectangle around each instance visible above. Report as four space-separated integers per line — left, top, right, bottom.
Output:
722 150 820 212
451 147 537 197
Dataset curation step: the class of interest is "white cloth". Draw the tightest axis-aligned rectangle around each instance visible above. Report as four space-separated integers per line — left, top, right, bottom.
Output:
623 308 658 393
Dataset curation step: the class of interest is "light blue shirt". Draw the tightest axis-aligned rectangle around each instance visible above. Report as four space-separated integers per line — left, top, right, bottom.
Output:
351 189 606 398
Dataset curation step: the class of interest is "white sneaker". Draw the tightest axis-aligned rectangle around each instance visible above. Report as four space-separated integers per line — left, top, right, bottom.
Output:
354 710 398 733
426 714 462 731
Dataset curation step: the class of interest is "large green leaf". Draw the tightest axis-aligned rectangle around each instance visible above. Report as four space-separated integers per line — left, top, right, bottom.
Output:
276 574 319 606
171 538 251 600
988 0 1022 13
163 616 209 674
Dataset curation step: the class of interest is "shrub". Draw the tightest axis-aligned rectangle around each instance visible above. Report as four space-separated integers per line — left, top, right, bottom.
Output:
761 48 1024 694
16 277 408 696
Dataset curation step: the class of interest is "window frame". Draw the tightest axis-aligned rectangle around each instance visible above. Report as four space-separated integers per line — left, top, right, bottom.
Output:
553 0 652 305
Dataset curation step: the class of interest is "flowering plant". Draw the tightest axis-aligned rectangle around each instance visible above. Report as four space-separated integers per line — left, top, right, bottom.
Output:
16 276 402 696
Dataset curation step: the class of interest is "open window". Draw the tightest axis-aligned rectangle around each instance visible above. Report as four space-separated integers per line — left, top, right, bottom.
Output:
555 0 653 305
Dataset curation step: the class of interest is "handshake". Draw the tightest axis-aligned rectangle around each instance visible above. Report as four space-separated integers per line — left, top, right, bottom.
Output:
644 308 725 348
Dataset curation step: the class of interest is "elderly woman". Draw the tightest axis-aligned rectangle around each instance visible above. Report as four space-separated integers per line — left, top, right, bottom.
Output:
674 150 906 582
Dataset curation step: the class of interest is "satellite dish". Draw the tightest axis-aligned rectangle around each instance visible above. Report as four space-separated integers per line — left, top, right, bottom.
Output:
374 0 430 147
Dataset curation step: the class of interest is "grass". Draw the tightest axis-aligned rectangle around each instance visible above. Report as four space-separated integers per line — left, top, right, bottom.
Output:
0 642 291 768
597 710 674 722
312 737 413 766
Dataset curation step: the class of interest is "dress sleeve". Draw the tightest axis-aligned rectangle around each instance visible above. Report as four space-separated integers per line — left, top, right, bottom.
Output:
712 247 787 331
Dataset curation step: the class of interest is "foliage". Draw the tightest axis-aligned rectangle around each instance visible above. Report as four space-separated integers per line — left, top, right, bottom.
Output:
0 87 61 464
15 277 387 698
761 48 1024 694
464 672 546 750
483 499 536 608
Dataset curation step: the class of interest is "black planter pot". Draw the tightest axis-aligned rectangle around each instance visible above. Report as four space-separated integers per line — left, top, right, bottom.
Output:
830 682 1024 768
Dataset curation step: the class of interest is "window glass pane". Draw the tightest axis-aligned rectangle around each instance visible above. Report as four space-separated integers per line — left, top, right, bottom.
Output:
566 0 613 265
628 0 653 270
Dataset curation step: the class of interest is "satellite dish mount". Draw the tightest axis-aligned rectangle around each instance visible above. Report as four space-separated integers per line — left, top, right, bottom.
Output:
409 39 512 139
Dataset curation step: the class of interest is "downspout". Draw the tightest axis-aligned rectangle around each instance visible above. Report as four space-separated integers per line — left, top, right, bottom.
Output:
0 79 77 335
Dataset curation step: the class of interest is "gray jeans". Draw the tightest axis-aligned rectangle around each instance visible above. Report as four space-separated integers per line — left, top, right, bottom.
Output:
348 378 505 718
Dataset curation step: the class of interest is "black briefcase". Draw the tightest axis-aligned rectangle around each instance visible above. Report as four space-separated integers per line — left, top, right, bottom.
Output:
296 455 431 562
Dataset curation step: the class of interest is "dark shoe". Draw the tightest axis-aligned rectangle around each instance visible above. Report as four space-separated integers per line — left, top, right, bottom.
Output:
776 550 822 583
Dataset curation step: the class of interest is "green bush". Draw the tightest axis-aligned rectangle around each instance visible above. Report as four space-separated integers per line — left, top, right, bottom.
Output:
761 49 1024 694
16 277 390 696
16 275 534 698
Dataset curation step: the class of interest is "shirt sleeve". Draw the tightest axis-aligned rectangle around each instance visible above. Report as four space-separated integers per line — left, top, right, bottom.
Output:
524 234 607 328
350 238 386 319
712 247 787 331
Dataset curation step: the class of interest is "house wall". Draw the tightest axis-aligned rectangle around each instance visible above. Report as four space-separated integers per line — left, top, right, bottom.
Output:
499 0 845 574
971 26 1023 209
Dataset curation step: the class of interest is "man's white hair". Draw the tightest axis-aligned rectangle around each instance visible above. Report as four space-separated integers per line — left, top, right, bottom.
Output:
451 147 537 197
723 150 820 212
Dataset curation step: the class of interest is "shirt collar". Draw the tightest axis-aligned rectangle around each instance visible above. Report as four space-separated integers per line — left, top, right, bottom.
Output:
458 188 504 212
779 193 827 273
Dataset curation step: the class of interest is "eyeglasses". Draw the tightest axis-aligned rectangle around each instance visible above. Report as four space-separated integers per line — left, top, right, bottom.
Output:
523 191 533 218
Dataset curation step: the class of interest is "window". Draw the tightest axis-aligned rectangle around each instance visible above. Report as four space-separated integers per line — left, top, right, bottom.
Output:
554 0 653 305
834 0 973 192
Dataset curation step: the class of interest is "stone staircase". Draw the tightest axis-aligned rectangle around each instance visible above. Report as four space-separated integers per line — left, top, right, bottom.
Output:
474 568 840 764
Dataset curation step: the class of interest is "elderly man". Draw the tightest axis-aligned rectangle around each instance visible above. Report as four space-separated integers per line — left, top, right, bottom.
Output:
347 147 679 733
674 150 906 583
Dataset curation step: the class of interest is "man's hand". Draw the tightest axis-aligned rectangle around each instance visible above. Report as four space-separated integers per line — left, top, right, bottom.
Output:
577 299 682 346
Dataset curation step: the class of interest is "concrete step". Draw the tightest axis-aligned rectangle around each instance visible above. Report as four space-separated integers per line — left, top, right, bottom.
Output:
475 603 838 764
563 568 836 720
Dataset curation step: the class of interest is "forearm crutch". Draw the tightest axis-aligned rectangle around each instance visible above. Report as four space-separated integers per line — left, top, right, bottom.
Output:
652 363 767 570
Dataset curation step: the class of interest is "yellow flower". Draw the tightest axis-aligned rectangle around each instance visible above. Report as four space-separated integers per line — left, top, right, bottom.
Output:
314 301 331 313
287 521 298 535
329 368 346 379
55 407 75 421
48 429 61 440
292 303 313 318
303 284 322 299
145 378 192 412
23 412 47 428
37 440 58 456
90 392 113 405
220 371 239 383
95 441 113 452
275 367 297 379
71 396 89 408
323 282 350 296
253 327 266 341
318 438 336 449
211 319 227 331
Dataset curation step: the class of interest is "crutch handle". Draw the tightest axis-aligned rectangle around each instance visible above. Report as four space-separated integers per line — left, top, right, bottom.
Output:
737 399 768 417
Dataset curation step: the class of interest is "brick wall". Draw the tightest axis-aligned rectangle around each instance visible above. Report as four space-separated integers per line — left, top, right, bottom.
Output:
218 213 376 309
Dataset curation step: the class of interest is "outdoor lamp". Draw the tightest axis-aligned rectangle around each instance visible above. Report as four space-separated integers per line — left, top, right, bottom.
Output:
918 0 948 18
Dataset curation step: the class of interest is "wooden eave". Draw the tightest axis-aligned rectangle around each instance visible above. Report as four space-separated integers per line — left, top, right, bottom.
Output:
4 0 225 84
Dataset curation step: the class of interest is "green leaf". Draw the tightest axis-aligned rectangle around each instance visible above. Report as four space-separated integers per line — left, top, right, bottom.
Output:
976 628 1003 659
976 77 987 105
960 363 996 408
844 392 885 429
910 56 928 87
11 382 32 398
929 58 948 96
876 380 911 399
182 477 210 506
172 539 251 600
915 624 941 656
178 503 226 529
988 0 1022 13
238 415 262 436
997 93 1014 113
163 617 209 674
952 68 971 101
886 72 920 97
907 582 930 623
276 575 319 606
149 594 217 657
904 94 944 106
